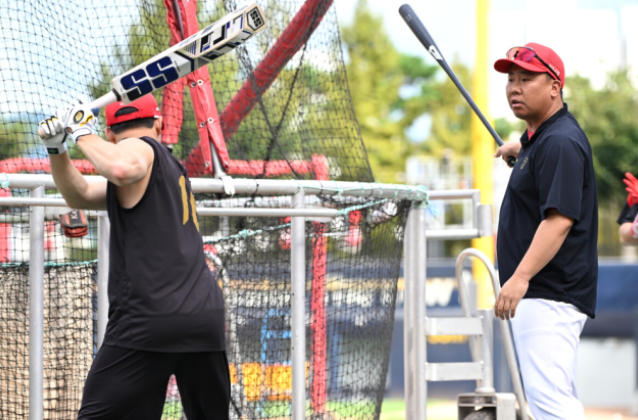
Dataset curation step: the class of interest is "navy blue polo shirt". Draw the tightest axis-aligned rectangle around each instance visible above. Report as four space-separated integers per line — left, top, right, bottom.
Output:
497 104 598 318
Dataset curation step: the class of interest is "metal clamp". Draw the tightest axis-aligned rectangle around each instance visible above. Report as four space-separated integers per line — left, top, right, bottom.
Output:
220 175 236 196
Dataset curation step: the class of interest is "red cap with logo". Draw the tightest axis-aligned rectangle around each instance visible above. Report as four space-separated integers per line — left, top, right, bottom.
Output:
105 94 161 127
494 42 565 88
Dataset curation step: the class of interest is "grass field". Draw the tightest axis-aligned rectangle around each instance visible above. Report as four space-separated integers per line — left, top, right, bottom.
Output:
162 398 457 420
162 399 638 420
380 399 456 420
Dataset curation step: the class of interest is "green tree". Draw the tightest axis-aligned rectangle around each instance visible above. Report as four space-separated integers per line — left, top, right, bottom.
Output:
418 62 473 157
564 70 638 257
566 70 638 205
342 0 415 183
494 117 525 142
0 119 40 161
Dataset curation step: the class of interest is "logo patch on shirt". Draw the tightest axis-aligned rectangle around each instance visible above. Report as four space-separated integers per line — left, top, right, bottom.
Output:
519 157 529 170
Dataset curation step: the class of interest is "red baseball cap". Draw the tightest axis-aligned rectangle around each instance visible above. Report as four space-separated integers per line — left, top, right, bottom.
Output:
494 42 565 88
105 94 161 127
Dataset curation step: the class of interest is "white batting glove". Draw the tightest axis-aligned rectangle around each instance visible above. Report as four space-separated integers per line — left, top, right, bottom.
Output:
59 101 97 143
37 116 68 155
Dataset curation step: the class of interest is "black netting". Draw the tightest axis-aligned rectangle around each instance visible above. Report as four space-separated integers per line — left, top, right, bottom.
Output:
0 1 413 419
199 196 409 420
0 0 372 182
0 263 96 419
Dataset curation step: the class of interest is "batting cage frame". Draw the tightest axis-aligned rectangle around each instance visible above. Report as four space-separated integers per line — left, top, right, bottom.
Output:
0 173 502 420
0 0 519 417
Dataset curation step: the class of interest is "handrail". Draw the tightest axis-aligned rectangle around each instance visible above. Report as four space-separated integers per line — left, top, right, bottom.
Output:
455 248 529 420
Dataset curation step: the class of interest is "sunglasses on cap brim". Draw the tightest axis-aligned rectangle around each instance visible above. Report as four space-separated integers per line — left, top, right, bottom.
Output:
506 46 561 83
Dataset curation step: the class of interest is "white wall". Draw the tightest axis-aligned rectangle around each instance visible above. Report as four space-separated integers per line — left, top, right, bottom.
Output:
577 338 637 409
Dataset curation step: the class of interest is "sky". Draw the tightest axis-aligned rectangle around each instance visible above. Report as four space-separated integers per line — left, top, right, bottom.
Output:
3 0 638 125
334 0 638 122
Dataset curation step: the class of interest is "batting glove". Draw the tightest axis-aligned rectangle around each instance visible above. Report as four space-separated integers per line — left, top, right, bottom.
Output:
38 116 68 155
59 101 97 143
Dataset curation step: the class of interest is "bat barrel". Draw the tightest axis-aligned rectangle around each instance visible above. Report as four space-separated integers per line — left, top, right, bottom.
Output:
399 4 438 54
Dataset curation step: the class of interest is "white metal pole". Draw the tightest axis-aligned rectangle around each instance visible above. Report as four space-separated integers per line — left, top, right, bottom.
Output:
97 213 110 350
413 203 427 420
291 190 306 420
403 209 415 420
29 186 44 420
477 309 495 394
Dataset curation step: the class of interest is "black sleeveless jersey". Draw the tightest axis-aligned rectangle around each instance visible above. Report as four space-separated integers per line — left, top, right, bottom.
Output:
103 136 225 352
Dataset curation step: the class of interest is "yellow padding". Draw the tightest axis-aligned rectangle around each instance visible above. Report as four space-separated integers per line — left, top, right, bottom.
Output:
228 362 309 402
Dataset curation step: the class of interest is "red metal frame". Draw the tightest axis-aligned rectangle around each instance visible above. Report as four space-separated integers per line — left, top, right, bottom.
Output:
0 188 10 262
310 155 329 413
162 0 229 174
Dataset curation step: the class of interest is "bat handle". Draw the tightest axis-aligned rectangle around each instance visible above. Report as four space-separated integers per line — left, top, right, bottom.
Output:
88 89 120 110
37 90 120 140
506 156 517 168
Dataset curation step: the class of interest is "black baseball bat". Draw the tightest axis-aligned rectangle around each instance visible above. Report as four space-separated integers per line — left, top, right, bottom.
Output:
398 4 516 168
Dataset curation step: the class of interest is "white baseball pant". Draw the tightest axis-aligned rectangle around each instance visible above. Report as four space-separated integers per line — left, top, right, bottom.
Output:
510 298 588 420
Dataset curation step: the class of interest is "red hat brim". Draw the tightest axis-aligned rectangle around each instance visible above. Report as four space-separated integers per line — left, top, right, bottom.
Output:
105 94 161 127
494 58 550 75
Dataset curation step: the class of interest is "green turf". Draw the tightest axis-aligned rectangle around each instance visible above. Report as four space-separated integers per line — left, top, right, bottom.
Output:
161 398 457 420
380 399 457 420
162 401 182 420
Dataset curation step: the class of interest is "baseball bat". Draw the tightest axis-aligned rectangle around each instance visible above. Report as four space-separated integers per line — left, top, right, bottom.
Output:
38 2 267 139
398 4 516 168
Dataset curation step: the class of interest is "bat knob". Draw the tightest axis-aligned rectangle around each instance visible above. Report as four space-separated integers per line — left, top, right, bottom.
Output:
507 156 517 168
37 128 45 139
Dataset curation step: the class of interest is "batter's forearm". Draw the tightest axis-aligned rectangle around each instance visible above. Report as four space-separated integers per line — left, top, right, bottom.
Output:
513 212 573 282
49 153 94 208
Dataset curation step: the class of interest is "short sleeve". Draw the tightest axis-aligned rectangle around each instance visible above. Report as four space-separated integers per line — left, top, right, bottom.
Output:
618 203 638 225
535 136 586 221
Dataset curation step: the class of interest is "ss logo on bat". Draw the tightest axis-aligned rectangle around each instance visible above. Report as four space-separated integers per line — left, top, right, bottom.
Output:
119 56 179 101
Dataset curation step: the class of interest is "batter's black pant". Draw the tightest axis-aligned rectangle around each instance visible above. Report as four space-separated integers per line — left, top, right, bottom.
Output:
77 345 230 420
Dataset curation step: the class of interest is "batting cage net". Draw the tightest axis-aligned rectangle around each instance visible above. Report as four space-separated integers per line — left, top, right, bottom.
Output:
0 0 421 419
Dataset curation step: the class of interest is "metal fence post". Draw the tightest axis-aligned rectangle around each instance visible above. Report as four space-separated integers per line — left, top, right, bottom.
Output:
413 203 427 420
403 209 415 420
477 309 495 394
29 186 44 420
404 202 427 420
291 190 306 420
97 212 110 350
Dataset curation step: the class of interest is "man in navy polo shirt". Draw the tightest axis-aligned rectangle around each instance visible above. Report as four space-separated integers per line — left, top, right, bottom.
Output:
493 43 598 420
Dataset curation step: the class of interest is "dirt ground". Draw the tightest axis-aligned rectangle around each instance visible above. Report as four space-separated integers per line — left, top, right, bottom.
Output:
380 399 638 420
584 407 638 420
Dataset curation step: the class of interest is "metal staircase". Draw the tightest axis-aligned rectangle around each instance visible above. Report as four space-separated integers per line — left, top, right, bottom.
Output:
451 248 528 420
403 199 531 420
